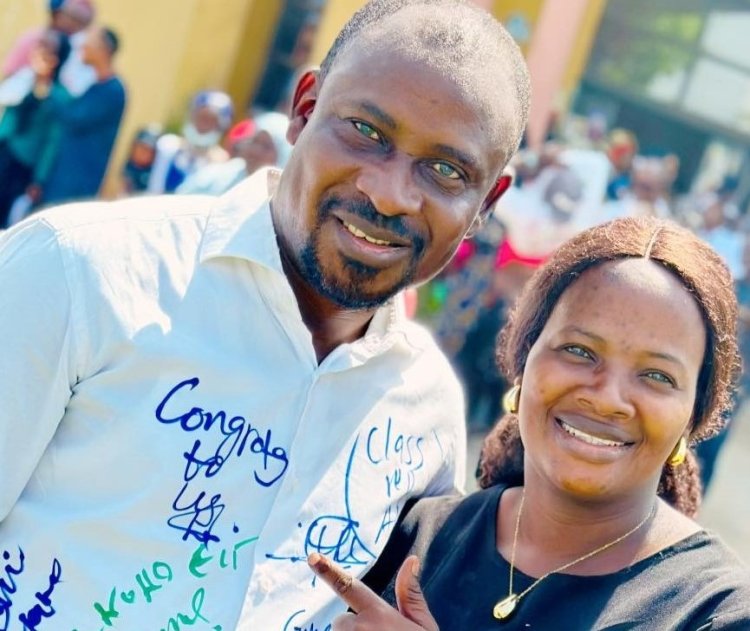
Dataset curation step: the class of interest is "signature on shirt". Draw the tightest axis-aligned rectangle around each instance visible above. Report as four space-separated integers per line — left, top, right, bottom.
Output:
266 437 377 577
155 377 290 544
87 527 258 630
1 548 62 631
283 609 332 631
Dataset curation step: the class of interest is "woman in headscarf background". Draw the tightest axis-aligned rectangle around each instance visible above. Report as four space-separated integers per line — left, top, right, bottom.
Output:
176 111 292 196
147 90 234 194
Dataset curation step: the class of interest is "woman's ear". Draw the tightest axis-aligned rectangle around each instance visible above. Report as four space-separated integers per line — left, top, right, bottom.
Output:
287 69 320 145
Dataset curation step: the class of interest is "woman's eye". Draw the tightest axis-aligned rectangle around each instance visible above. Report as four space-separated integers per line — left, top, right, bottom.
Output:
563 345 593 360
644 370 676 387
430 162 461 180
352 120 381 142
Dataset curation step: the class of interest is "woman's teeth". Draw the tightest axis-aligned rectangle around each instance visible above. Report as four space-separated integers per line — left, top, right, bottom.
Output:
559 419 627 448
344 221 392 246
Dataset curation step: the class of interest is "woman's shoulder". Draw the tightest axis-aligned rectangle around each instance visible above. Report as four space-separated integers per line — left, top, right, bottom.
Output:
362 485 507 599
402 484 505 536
627 530 750 628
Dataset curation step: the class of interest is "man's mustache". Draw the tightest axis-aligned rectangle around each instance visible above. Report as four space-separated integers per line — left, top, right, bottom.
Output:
318 194 423 248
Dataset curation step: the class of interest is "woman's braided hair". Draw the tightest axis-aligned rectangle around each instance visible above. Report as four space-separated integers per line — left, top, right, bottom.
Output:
478 216 740 518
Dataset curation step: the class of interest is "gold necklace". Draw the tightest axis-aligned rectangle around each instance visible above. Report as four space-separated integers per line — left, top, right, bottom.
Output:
493 490 657 621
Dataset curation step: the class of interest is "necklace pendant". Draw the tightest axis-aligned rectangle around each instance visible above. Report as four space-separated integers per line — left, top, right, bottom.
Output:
493 594 519 620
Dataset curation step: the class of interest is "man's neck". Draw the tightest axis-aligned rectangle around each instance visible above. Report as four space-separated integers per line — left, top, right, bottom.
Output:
94 62 115 82
279 249 377 363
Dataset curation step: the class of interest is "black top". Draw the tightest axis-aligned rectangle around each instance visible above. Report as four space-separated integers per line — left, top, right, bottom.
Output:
363 485 750 630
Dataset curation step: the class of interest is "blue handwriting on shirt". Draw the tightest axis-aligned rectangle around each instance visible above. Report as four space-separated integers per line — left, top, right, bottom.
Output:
155 377 290 544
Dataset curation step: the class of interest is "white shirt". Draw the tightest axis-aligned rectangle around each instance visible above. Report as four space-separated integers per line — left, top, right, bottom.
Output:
58 31 96 98
0 168 466 630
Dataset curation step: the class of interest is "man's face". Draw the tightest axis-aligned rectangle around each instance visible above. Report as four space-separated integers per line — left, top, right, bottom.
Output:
53 10 89 35
276 48 508 310
80 27 103 65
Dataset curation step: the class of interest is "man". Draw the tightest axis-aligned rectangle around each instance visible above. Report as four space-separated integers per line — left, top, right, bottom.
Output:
0 0 528 628
34 25 126 206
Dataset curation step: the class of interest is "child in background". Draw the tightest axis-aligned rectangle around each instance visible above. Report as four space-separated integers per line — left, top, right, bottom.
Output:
121 125 161 195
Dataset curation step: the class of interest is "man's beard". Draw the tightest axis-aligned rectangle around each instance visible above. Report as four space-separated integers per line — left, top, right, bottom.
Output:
298 193 426 310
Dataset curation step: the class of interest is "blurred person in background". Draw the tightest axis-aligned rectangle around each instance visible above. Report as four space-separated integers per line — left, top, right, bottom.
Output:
494 165 584 261
600 155 676 223
0 30 71 227
147 90 233 194
177 111 293 195
696 225 750 491
697 181 746 281
2 0 94 80
734 239 750 405
34 25 125 207
605 128 638 201
120 124 162 195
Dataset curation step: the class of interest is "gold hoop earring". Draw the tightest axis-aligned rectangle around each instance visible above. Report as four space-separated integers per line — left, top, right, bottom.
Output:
502 384 521 414
668 436 688 467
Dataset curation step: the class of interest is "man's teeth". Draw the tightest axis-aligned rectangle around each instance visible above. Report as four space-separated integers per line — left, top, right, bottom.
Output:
344 222 392 246
559 419 627 447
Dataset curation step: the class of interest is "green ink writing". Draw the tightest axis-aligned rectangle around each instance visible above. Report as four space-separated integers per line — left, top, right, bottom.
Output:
160 588 210 631
188 536 258 579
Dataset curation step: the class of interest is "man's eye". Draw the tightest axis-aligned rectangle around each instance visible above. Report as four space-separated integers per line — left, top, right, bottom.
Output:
352 120 381 142
430 162 461 180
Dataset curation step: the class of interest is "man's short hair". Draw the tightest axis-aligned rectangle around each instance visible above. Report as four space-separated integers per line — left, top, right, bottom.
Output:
319 0 531 163
101 27 120 57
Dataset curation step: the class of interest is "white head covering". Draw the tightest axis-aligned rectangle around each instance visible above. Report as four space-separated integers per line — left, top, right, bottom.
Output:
253 112 293 168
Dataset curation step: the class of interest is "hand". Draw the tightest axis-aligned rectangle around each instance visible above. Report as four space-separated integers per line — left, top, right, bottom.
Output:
30 48 57 81
308 553 439 631
26 184 43 204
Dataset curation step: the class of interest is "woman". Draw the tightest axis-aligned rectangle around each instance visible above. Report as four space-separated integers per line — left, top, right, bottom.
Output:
146 90 234 194
309 216 750 630
0 29 70 227
176 111 293 195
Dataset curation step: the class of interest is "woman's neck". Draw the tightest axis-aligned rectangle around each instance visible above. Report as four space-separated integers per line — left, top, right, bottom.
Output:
497 476 664 578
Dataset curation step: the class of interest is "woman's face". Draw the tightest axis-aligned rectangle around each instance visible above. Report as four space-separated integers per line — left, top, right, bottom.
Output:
518 258 706 503
236 130 279 173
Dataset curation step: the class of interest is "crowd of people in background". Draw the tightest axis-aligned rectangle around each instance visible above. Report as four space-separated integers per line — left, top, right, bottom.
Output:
0 0 125 225
1 0 748 497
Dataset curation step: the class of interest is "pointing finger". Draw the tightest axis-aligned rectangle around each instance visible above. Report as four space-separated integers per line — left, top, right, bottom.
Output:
308 553 384 615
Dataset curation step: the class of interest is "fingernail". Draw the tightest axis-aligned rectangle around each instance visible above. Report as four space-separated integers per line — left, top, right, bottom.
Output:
307 553 327 572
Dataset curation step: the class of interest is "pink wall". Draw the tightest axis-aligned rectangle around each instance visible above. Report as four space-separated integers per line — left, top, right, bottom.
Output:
525 0 593 148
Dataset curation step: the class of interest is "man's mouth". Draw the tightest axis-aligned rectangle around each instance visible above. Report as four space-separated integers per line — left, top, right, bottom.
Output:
342 221 397 247
557 417 631 448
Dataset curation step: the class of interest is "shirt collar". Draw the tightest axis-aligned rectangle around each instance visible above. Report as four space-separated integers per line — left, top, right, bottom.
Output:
198 167 425 353
199 167 284 273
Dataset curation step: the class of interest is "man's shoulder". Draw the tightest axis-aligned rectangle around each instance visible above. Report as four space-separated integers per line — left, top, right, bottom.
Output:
398 317 461 381
24 195 216 255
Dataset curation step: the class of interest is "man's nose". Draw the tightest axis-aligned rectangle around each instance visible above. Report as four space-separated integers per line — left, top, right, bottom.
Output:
577 366 635 420
355 155 423 217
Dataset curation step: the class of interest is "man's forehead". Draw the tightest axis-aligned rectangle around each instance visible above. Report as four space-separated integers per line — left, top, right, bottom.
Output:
322 42 516 164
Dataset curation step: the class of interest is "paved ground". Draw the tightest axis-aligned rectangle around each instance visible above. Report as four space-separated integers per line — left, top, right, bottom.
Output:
465 403 750 564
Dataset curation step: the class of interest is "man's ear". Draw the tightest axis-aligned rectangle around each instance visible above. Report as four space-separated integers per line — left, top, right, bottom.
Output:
465 172 513 238
287 69 320 145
